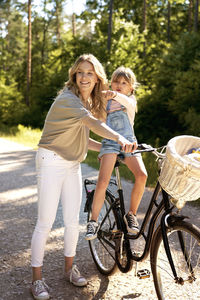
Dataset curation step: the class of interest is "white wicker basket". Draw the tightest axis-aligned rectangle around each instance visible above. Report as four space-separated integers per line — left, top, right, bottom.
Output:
158 135 200 204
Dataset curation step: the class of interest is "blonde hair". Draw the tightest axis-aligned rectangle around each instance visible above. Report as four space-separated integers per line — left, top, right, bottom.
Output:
111 66 139 95
64 54 108 120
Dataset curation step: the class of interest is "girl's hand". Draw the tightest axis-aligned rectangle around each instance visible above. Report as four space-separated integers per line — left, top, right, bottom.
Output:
131 141 137 152
101 90 117 101
117 136 137 153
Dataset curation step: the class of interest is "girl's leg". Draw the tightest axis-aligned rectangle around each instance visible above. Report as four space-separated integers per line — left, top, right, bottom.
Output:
31 149 66 281
91 153 117 221
124 156 147 214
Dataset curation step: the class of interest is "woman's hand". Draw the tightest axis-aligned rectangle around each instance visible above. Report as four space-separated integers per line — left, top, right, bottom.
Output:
101 90 117 101
117 136 137 153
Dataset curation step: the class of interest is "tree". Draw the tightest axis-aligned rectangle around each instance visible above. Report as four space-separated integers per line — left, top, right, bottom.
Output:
167 0 171 42
72 13 76 36
194 0 199 31
107 0 114 51
188 0 193 31
26 0 32 107
142 0 147 32
135 32 200 145
54 0 63 44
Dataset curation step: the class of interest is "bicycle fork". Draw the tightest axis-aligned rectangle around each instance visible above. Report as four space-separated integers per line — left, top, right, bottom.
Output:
161 210 194 285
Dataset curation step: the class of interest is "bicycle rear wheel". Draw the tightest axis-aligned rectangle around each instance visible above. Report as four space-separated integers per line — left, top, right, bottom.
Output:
88 191 118 275
151 220 200 300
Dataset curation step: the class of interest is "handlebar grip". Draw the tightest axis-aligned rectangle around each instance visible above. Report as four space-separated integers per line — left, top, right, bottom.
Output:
137 143 152 151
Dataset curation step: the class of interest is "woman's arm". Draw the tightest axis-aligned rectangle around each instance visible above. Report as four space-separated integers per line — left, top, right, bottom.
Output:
88 138 101 152
82 115 137 153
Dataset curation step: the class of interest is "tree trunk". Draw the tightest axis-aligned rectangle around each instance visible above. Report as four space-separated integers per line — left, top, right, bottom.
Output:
55 0 61 44
72 13 76 37
41 0 47 65
188 0 193 32
142 0 147 32
167 0 171 42
142 0 147 56
194 0 199 32
26 0 31 107
107 0 114 51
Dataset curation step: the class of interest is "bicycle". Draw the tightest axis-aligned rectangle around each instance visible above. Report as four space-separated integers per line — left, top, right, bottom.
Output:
84 143 200 300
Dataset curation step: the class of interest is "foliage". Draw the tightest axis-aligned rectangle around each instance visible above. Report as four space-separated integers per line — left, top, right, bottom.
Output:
0 124 41 149
0 74 27 125
0 0 199 144
135 32 200 146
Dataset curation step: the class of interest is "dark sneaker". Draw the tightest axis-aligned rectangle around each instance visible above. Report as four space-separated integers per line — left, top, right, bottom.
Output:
65 265 87 287
124 212 139 234
30 279 50 300
85 220 99 240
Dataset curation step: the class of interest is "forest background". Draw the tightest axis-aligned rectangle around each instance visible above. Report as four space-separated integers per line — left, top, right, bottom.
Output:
0 0 200 184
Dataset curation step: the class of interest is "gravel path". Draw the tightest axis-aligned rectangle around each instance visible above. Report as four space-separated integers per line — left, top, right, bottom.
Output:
0 138 199 300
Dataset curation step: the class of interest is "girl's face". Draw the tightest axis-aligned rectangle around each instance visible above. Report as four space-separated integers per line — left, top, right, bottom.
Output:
111 76 133 96
76 61 98 97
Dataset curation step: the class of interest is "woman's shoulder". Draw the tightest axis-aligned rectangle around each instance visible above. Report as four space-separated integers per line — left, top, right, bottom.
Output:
56 88 82 107
60 88 76 99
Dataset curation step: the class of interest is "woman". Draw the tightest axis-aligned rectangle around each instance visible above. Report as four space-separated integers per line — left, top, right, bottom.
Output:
30 54 135 300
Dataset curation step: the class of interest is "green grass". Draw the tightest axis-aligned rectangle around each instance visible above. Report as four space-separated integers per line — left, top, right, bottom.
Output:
0 124 41 149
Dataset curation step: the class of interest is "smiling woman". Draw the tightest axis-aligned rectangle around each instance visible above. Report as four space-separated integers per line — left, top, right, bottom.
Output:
30 53 135 300
76 61 98 101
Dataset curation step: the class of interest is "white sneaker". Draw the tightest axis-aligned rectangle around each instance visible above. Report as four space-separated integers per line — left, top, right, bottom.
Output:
30 279 50 300
65 265 87 287
124 212 139 234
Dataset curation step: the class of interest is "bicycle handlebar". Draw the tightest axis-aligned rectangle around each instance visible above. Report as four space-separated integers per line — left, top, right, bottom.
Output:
134 143 166 159
119 143 166 160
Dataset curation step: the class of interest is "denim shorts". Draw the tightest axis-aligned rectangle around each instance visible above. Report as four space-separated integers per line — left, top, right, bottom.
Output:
99 110 141 158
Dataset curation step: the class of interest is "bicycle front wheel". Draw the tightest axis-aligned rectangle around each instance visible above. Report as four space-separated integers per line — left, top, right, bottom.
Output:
88 191 118 275
151 220 200 300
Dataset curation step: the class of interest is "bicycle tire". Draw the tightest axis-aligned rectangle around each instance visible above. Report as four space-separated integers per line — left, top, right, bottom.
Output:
151 220 200 300
88 191 118 275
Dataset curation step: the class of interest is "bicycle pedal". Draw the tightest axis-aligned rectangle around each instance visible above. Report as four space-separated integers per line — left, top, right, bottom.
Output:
137 269 150 279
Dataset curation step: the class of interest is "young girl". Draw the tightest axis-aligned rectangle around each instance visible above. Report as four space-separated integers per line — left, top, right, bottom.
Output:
85 66 147 240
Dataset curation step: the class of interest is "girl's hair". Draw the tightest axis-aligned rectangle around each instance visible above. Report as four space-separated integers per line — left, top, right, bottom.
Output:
111 66 139 95
63 54 108 120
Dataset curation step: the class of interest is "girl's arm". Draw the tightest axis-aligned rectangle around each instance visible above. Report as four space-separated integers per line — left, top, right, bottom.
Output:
102 90 136 111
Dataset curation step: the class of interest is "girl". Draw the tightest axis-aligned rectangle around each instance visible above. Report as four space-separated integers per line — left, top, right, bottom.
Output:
30 56 135 300
85 66 147 240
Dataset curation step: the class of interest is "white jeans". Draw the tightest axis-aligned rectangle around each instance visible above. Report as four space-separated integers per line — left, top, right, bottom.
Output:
31 147 82 267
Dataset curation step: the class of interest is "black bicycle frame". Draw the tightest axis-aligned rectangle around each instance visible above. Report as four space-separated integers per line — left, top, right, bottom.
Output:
127 182 166 261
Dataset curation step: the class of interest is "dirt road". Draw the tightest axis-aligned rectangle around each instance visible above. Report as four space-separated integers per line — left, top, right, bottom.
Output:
0 138 199 300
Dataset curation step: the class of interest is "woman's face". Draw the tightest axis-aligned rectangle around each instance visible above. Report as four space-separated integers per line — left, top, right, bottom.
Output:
111 76 133 96
76 61 98 97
